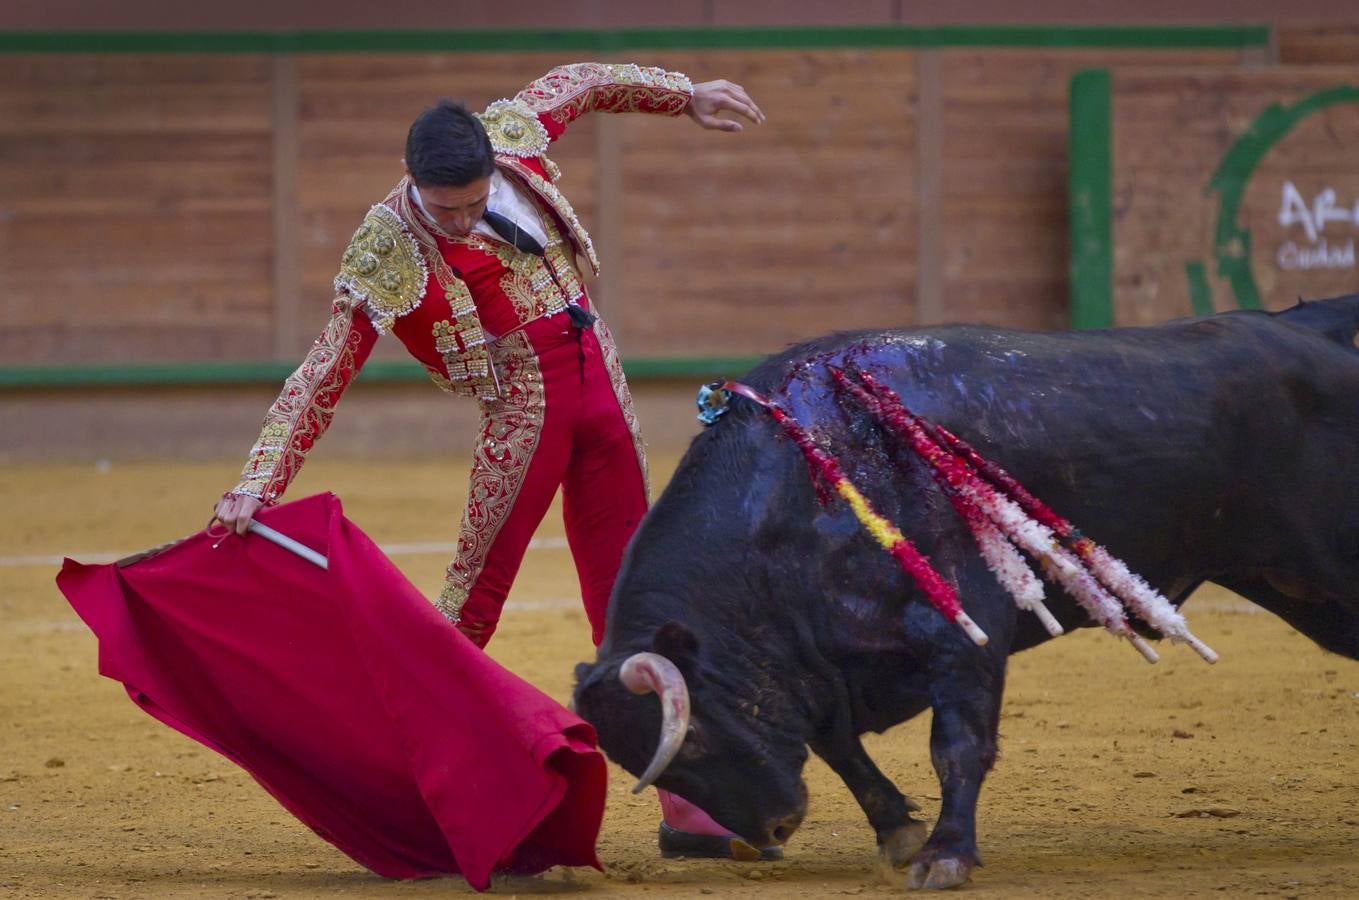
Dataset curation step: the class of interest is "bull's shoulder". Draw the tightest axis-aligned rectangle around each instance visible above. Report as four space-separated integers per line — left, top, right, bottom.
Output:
1271 292 1359 349
742 325 1041 387
1204 304 1359 372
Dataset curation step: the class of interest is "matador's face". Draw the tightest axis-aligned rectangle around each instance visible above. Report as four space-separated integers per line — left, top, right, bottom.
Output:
413 177 491 237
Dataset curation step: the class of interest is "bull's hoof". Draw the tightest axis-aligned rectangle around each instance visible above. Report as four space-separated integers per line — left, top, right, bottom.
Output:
657 823 783 861
877 819 929 869
878 843 975 891
905 856 973 890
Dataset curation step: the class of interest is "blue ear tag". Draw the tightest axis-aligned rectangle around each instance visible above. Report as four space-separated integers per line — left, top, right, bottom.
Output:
696 382 732 425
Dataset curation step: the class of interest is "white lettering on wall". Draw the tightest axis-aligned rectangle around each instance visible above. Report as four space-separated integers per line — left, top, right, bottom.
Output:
1275 181 1359 270
1277 239 1356 270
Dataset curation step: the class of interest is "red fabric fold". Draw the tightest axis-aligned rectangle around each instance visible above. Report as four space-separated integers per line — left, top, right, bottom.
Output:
55 493 605 891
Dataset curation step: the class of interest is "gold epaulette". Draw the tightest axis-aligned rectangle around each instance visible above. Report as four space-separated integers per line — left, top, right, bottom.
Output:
478 98 550 158
334 204 427 332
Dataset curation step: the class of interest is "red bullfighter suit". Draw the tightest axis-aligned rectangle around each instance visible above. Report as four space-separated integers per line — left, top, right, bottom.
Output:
232 63 694 649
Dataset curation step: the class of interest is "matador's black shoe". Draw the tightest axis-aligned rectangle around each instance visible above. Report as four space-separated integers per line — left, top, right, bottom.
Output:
657 822 784 861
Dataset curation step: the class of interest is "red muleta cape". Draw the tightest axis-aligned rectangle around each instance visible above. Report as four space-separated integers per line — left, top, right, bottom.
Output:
55 492 605 891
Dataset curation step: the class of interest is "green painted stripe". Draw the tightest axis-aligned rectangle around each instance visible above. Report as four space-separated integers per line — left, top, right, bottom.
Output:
0 25 1270 54
1184 261 1215 317
1068 68 1113 330
0 356 765 390
611 25 1271 50
625 356 762 379
0 362 297 388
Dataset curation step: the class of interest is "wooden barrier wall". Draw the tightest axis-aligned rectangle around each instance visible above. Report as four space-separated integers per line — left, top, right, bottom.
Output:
936 47 1249 331
1278 24 1359 63
1096 68 1359 326
0 55 276 365
0 33 1271 374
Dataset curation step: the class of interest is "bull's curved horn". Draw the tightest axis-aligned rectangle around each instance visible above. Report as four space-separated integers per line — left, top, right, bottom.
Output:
618 651 690 794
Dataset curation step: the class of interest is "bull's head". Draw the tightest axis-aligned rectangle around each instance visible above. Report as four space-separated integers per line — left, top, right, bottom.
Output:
573 620 809 848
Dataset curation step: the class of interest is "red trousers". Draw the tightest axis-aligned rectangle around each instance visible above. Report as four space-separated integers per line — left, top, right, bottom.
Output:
436 310 649 649
436 314 731 839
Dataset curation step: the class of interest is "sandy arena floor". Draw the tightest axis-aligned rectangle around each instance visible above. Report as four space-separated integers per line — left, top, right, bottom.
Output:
2 456 1357 898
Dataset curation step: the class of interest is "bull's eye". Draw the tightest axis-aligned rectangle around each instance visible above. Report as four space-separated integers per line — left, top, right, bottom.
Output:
678 722 706 758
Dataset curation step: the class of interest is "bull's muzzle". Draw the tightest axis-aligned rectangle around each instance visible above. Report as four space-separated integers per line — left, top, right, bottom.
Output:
618 651 690 793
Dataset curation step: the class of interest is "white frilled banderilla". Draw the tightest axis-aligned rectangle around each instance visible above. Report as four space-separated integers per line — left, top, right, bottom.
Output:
705 370 1217 664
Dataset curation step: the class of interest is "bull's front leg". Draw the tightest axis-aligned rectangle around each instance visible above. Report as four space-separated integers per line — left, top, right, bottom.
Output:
814 736 929 873
905 652 1006 890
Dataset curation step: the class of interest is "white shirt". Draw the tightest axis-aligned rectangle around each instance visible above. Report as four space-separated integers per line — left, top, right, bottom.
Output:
412 170 549 248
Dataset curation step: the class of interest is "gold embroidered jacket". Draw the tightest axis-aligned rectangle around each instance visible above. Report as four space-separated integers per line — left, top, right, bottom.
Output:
234 63 694 502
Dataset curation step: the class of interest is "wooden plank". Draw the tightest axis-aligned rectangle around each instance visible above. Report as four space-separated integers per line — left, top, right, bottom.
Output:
593 112 624 328
710 0 896 26
0 53 275 366
613 48 917 357
915 49 943 326
271 55 302 358
1277 24 1359 64
943 280 1069 331
939 47 1249 328
3 281 273 331
0 313 274 365
0 54 273 82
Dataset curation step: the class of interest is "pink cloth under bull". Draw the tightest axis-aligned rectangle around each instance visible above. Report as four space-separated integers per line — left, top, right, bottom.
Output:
55 492 605 891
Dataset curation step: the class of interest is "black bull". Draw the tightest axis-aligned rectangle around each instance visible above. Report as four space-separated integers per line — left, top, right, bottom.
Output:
573 296 1359 889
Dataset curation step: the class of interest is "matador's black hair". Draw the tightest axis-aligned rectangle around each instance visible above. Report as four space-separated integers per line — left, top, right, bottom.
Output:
405 99 495 187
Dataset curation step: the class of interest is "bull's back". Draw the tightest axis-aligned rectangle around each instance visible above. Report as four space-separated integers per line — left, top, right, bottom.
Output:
743 311 1359 579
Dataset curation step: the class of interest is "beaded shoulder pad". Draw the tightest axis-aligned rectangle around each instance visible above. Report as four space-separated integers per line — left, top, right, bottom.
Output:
477 98 550 158
333 204 428 333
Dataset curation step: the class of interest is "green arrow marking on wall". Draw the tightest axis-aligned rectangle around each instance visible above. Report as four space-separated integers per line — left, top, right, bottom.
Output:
1189 85 1359 312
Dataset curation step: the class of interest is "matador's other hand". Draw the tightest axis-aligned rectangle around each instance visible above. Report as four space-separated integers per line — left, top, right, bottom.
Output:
686 80 766 132
213 491 264 536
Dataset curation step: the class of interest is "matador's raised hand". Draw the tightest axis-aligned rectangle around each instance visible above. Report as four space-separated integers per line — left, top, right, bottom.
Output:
685 79 766 132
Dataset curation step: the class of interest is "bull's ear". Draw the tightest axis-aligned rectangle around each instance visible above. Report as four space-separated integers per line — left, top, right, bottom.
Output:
651 620 700 666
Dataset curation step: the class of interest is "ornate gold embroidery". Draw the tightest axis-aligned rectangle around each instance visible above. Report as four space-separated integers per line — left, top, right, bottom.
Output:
516 63 693 126
499 158 600 275
235 298 366 502
235 421 291 499
451 218 585 328
592 317 651 501
423 365 459 394
334 205 427 333
438 582 470 624
542 156 562 182
477 98 549 157
436 331 546 622
500 250 576 323
384 179 500 401
427 276 497 399
542 215 586 300
491 244 557 322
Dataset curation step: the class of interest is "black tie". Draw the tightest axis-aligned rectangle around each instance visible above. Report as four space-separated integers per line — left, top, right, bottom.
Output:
482 209 545 256
483 209 597 328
